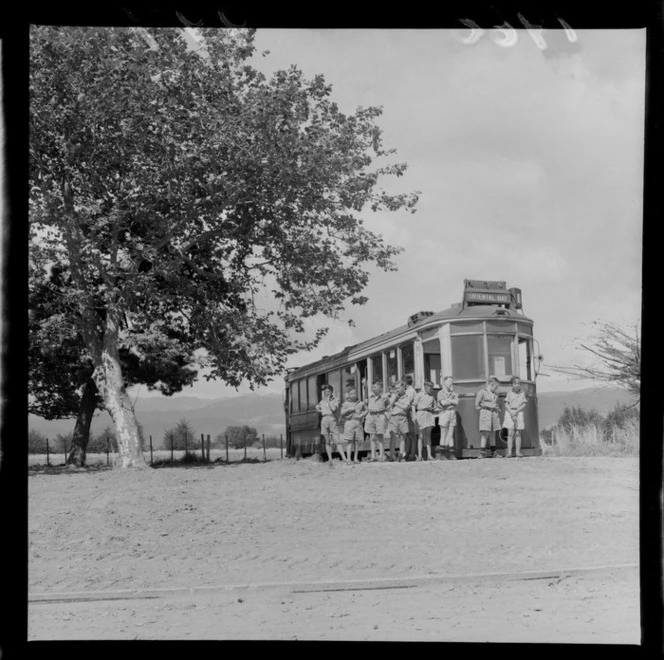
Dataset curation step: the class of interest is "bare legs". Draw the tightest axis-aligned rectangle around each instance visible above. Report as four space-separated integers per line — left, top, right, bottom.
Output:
370 434 385 461
417 427 432 460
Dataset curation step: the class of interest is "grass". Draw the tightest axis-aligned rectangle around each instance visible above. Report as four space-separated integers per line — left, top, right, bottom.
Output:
541 419 639 457
28 446 287 468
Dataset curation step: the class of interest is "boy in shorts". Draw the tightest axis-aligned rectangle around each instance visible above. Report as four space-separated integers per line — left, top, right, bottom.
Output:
414 380 436 461
388 380 414 462
365 381 391 462
316 384 340 464
338 388 366 463
437 376 459 460
503 376 527 458
475 376 501 458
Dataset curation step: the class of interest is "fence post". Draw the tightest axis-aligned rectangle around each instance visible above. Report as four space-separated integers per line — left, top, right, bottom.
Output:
150 435 153 466
46 438 50 467
171 433 174 463
201 434 205 461
280 434 283 459
106 435 110 466
185 431 188 456
206 434 211 462
244 440 247 462
263 433 266 462
64 440 67 465
225 434 229 463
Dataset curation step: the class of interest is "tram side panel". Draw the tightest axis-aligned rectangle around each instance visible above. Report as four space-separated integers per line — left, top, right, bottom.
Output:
453 389 541 457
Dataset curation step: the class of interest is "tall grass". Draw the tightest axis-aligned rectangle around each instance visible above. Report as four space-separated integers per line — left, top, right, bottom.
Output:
541 418 639 457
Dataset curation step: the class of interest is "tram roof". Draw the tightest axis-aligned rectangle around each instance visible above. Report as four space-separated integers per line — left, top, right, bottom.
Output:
286 303 533 381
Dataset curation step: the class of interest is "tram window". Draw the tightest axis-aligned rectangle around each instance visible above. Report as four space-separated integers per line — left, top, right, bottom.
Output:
400 342 415 380
519 337 533 380
307 376 318 411
327 369 341 400
487 335 513 378
485 320 516 333
386 349 399 387
371 353 383 388
290 381 300 414
517 323 533 336
450 321 483 334
298 379 307 412
423 337 441 385
341 364 355 398
451 335 485 380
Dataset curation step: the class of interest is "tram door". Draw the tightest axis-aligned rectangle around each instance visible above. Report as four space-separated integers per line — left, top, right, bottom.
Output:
422 336 442 449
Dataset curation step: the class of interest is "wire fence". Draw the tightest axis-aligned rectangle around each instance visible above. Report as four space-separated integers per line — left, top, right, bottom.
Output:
28 432 287 468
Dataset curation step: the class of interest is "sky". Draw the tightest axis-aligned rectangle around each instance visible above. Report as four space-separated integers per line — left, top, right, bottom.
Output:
131 28 645 400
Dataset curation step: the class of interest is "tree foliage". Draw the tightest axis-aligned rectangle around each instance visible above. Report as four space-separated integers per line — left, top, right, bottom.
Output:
29 27 418 466
220 425 258 449
163 418 197 451
551 321 640 397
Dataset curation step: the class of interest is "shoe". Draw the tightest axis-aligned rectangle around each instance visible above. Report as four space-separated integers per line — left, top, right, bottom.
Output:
515 453 524 458
448 451 457 461
416 456 422 462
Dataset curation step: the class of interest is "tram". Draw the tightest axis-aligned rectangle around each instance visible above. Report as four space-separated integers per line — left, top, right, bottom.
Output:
283 280 542 459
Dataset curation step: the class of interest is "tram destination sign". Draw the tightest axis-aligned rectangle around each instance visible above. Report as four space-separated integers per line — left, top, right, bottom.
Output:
465 291 511 304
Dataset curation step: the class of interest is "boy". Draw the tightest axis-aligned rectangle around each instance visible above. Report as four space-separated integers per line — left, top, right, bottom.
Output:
503 376 527 458
414 380 437 461
404 375 418 460
365 381 391 462
387 380 414 462
338 388 367 463
315 384 340 464
437 376 459 460
475 376 502 458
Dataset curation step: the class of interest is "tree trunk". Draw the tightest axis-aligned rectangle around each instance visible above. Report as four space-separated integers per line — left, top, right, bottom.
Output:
90 310 147 469
66 378 97 467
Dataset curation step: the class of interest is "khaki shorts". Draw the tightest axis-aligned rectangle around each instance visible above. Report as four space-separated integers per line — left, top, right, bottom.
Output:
479 408 501 432
438 409 457 428
503 411 525 431
321 416 339 441
388 415 409 436
416 409 435 429
344 419 365 443
365 412 388 435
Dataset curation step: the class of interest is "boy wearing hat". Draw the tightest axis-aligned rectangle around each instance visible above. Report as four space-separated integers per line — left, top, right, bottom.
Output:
475 376 502 458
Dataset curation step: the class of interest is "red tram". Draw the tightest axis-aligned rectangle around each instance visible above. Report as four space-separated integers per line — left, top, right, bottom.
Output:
283 280 542 458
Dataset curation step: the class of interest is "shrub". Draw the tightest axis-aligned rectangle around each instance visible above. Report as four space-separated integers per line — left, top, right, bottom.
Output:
542 403 639 457
28 428 49 454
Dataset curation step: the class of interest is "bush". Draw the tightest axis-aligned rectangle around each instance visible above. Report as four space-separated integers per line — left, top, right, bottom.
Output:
28 428 49 454
222 425 258 449
162 418 196 451
542 403 639 457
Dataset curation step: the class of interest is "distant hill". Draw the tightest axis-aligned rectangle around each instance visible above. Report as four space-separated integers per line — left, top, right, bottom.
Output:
537 387 637 429
28 386 637 441
28 393 287 446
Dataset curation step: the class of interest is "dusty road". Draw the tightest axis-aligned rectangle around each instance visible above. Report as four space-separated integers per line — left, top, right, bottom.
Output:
28 456 640 642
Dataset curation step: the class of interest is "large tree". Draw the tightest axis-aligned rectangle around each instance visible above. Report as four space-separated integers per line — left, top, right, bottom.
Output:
29 27 418 468
29 259 199 466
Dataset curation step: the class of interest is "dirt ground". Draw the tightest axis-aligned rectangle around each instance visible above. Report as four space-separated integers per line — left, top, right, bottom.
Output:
28 456 640 643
